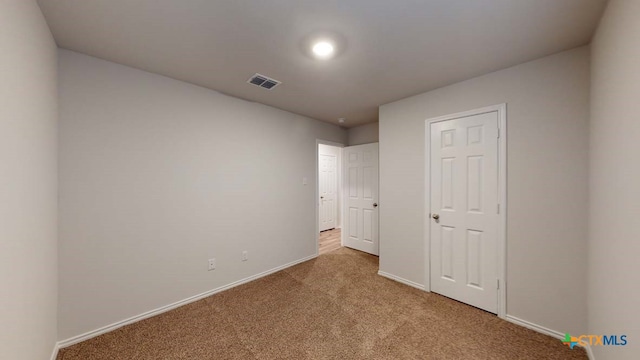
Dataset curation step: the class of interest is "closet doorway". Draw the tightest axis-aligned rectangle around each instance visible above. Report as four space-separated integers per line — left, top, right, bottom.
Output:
317 141 343 255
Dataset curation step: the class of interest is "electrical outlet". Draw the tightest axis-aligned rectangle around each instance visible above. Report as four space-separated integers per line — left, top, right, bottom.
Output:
242 251 248 261
208 258 216 271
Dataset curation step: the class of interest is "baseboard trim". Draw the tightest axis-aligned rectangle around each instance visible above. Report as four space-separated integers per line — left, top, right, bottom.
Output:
57 254 318 349
583 342 595 360
377 271 426 291
505 315 564 339
50 343 59 360
505 315 594 359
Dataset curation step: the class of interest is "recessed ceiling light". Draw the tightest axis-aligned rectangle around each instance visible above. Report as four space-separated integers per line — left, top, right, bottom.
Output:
312 41 335 59
301 32 346 60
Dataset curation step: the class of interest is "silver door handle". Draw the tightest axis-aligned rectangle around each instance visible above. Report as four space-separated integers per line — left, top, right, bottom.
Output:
373 203 378 208
432 213 439 220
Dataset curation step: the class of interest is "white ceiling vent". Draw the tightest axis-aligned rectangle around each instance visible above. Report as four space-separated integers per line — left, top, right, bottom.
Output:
247 73 281 90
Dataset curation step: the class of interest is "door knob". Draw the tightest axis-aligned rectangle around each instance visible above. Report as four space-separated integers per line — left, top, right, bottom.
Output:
373 203 378 208
432 213 440 220
320 196 324 199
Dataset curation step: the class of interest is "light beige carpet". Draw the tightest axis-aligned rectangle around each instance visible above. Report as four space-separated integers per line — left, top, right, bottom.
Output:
57 248 586 359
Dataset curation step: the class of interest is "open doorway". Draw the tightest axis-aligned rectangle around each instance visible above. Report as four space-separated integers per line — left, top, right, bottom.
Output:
317 141 343 255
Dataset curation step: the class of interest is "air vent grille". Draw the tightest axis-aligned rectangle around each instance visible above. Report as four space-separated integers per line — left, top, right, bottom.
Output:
247 73 281 90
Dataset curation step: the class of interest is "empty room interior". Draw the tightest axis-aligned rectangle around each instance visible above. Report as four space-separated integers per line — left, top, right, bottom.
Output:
2 0 639 359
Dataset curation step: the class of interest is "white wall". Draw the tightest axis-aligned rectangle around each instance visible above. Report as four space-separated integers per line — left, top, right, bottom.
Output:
379 47 590 335
0 1 58 359
347 122 379 146
58 50 347 340
589 0 640 358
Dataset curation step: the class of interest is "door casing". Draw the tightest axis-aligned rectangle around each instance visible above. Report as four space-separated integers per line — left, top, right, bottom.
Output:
424 104 507 319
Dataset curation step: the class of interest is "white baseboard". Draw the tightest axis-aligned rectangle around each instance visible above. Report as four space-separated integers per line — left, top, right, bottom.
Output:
583 342 595 360
505 315 565 339
505 315 594 359
377 271 426 291
57 254 318 349
50 343 59 360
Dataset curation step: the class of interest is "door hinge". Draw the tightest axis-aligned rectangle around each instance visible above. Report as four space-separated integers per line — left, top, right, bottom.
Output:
497 279 500 290
497 203 500 214
497 128 501 138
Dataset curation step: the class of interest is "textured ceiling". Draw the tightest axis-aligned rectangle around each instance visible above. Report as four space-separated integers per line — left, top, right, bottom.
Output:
38 0 607 127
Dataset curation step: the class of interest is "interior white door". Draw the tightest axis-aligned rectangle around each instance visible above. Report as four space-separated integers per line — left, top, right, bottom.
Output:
429 111 499 313
319 152 337 231
343 143 379 255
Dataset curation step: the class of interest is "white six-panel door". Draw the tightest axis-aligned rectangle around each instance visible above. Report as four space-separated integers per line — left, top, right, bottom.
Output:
343 143 379 255
430 111 499 313
319 152 337 231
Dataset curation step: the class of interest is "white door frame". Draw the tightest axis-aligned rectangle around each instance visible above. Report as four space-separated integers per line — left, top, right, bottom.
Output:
316 139 345 256
424 104 507 319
